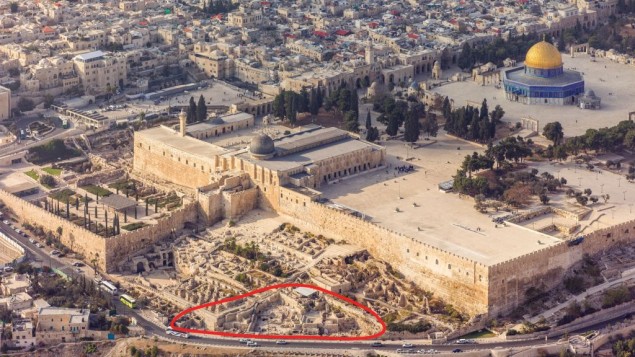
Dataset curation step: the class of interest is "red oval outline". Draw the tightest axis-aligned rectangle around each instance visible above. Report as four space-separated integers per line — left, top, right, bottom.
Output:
169 282 387 340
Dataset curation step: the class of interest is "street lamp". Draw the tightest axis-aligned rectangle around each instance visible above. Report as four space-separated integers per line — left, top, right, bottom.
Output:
600 184 604 193
623 190 627 201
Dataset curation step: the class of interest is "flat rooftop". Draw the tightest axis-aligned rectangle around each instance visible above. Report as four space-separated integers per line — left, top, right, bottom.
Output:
237 137 377 172
138 125 227 158
187 112 253 134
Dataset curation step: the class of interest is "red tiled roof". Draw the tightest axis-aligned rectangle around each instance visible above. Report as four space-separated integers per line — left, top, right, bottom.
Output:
42 26 55 34
313 30 328 37
407 33 419 39
368 22 379 28
335 29 350 36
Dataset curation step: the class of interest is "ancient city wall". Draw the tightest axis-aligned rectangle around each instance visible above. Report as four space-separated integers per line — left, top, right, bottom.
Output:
0 189 108 270
133 131 217 189
222 188 258 220
276 191 490 315
0 188 197 272
488 219 635 315
103 202 197 272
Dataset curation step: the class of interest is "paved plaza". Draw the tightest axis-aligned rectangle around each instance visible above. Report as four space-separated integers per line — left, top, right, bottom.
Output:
319 132 635 265
319 134 562 265
433 54 635 136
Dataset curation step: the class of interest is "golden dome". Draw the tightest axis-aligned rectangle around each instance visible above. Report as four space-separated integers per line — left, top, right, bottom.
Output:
525 41 562 69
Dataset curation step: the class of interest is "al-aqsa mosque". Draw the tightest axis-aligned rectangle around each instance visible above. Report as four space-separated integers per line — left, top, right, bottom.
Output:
503 40 585 105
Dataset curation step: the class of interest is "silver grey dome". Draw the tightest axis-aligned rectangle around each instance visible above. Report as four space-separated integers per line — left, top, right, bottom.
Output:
249 134 275 156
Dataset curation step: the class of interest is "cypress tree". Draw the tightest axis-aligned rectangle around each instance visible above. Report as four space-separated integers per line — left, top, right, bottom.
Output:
196 95 207 122
386 113 399 136
187 96 197 123
404 109 420 143
479 98 488 120
442 97 451 120
365 109 372 130
309 88 319 117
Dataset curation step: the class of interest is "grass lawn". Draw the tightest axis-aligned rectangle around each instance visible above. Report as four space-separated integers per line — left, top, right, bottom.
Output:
42 167 62 176
50 189 76 203
121 222 147 231
458 329 497 339
81 185 112 197
25 170 39 181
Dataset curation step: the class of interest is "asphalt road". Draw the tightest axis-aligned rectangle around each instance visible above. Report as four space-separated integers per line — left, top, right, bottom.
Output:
1 221 632 353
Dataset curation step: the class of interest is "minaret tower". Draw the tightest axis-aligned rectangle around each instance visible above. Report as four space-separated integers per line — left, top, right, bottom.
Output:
179 109 186 137
365 39 375 65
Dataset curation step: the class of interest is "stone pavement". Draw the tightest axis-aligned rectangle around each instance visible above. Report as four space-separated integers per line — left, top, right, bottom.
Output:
433 53 635 136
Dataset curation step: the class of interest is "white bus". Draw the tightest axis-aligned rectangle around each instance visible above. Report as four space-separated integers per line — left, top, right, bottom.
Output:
165 327 189 339
100 280 118 295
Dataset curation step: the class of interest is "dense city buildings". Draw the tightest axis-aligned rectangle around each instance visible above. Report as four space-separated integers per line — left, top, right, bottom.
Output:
0 0 635 355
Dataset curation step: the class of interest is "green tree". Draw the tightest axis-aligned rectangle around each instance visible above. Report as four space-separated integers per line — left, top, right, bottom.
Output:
40 174 56 188
543 121 564 146
365 109 372 130
186 96 197 123
385 112 399 136
196 95 207 122
490 104 505 124
17 97 35 112
309 88 319 117
43 94 55 109
442 97 451 120
479 98 489 120
284 90 297 124
457 42 473 70
366 127 379 142
343 111 359 132
9 2 18 13
403 108 420 143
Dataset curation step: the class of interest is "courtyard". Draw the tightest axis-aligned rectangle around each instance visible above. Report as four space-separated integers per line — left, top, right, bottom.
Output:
319 132 635 266
433 53 635 136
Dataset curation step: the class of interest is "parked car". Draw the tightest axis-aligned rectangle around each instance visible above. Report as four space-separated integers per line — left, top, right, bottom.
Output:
275 340 287 345
371 341 383 347
246 341 258 347
402 343 414 348
50 250 61 256
72 262 84 267
453 349 463 353
29 238 35 244
2 220 9 225
35 243 43 248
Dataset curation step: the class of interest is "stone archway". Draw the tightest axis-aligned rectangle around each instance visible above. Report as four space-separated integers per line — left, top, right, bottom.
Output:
356 78 362 88
136 262 146 273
